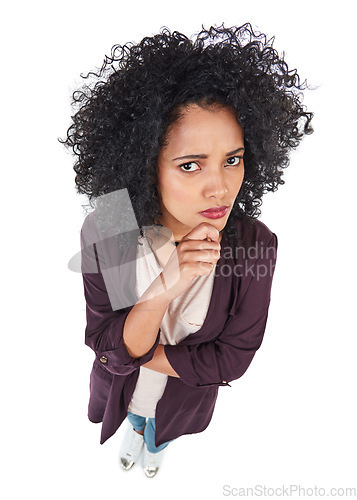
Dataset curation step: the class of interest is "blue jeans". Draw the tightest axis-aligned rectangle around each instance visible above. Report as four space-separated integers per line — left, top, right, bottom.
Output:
127 411 174 454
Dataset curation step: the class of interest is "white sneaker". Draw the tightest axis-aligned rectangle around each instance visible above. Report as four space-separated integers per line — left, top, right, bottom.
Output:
143 444 165 478
119 425 144 471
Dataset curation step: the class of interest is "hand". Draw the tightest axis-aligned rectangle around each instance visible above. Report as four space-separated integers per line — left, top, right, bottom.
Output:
160 222 221 300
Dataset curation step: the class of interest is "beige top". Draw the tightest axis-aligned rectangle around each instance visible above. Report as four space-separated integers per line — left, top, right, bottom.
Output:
127 226 216 418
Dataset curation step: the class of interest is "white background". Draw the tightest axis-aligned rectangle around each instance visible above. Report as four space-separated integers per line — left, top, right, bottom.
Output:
2 0 356 498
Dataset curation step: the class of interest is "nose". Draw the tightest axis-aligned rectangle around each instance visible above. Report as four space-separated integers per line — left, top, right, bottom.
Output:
203 167 228 199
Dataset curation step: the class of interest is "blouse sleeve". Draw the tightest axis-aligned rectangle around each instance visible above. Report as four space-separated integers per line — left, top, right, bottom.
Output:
164 232 278 388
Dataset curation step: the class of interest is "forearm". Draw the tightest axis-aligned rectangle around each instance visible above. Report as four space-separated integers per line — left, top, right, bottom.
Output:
142 344 179 377
123 272 172 358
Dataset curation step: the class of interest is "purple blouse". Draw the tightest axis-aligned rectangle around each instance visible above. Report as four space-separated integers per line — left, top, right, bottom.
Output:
80 213 278 446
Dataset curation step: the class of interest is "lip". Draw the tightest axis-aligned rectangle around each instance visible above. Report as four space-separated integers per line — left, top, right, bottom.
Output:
199 206 229 219
200 205 229 213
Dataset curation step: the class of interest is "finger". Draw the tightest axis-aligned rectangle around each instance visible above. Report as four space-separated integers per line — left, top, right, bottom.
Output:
182 222 220 243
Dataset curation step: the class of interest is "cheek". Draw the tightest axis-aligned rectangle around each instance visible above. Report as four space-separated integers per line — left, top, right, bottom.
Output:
161 175 191 204
237 165 245 184
232 166 245 194
171 184 190 203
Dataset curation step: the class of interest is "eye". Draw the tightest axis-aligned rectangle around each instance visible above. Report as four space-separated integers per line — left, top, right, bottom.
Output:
179 162 200 173
225 156 243 167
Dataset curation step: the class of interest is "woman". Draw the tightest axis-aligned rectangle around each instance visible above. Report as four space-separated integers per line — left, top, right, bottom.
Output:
60 23 313 478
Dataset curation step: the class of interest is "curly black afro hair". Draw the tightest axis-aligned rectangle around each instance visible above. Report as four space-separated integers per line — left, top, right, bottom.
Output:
60 22 313 247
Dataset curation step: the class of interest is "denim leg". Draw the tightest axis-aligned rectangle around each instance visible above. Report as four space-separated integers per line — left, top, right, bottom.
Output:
127 411 146 433
143 417 174 454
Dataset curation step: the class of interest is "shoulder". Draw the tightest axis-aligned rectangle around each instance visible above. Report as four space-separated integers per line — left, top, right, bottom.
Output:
80 211 99 248
233 215 277 251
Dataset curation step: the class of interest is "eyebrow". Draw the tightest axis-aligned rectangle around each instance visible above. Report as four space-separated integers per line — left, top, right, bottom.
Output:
172 147 245 162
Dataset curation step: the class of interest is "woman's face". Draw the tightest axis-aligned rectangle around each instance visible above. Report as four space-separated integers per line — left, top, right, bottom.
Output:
156 103 245 242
